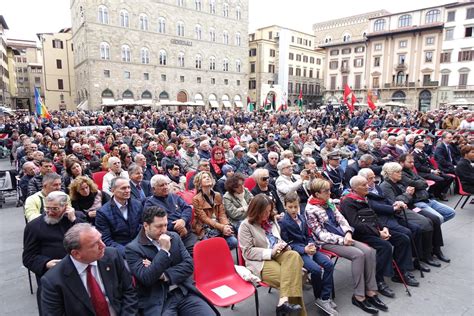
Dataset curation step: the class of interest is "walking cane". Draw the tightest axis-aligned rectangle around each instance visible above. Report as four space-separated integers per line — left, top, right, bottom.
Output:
401 207 424 278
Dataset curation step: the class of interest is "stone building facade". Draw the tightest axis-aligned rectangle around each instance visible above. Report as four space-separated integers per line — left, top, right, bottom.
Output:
0 16 10 107
70 0 249 111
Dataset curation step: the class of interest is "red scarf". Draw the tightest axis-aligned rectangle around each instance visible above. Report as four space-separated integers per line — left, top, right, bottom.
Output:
210 146 226 175
261 219 272 233
308 196 328 206
341 190 367 203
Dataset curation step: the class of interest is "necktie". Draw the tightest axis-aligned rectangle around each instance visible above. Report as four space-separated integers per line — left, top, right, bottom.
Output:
136 183 145 199
446 145 452 162
86 265 110 316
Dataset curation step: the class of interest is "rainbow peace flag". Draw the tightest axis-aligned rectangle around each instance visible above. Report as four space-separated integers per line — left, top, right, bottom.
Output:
34 87 51 119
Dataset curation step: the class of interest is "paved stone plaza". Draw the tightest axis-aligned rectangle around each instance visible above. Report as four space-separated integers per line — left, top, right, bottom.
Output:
0 156 472 316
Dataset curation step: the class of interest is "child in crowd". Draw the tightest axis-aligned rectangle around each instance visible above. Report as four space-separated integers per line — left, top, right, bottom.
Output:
279 192 338 316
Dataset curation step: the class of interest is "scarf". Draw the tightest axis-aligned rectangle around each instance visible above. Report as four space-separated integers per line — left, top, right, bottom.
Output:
308 196 336 210
261 219 272 233
72 192 97 212
341 190 367 203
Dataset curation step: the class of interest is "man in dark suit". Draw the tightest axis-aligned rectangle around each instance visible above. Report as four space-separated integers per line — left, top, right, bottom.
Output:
23 191 85 313
41 223 138 315
322 151 345 199
96 177 144 258
412 136 453 200
128 164 152 202
455 145 474 195
125 206 218 316
434 133 456 174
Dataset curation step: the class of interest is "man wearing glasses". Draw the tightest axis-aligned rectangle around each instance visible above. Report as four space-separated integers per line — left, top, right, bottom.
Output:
23 191 85 313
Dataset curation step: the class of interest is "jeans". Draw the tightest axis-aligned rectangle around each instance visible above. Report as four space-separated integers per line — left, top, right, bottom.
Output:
301 252 334 300
415 199 455 223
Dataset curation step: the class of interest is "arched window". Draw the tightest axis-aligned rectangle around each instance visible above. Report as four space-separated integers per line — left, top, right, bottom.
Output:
120 10 129 28
235 32 241 46
398 14 412 28
324 36 332 43
98 5 109 24
392 90 406 102
159 91 169 100
141 47 150 64
236 6 241 20
235 59 241 72
209 56 216 70
195 0 202 11
178 52 185 67
342 33 351 42
209 0 216 14
122 90 134 99
425 10 440 24
177 0 185 7
374 19 385 32
195 54 202 69
139 14 148 31
102 89 114 98
223 3 229 17
209 27 216 42
396 71 405 85
142 90 152 99
177 21 185 36
223 30 229 44
158 17 166 33
121 45 131 62
159 50 167 65
223 58 229 72
195 24 202 40
100 42 110 60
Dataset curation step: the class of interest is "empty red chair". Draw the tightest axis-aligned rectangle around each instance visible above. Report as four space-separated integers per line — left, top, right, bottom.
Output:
194 238 260 314
92 171 107 191
453 176 472 209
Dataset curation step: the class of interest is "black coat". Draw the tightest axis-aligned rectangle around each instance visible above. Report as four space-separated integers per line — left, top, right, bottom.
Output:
340 196 383 239
251 183 285 213
434 143 456 174
22 213 84 277
456 158 474 194
41 247 138 316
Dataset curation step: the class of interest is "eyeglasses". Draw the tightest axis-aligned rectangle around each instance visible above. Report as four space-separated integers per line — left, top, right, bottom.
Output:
215 152 223 155
172 167 180 171
45 206 61 212
262 176 270 181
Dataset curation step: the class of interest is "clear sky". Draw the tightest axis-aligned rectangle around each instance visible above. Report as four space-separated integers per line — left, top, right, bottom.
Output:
2 0 451 41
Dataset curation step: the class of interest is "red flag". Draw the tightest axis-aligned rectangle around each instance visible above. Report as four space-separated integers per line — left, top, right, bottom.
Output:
367 90 376 110
351 93 357 108
343 84 354 113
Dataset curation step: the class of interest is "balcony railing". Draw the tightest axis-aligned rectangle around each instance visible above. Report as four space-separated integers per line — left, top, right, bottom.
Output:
340 66 350 73
395 63 407 70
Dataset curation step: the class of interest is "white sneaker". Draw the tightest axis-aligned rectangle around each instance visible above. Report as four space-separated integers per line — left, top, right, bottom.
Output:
315 298 338 316
329 299 337 309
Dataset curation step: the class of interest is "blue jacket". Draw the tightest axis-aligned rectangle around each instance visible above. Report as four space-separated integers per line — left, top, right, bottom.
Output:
96 198 144 257
130 180 152 202
366 185 402 228
144 194 192 232
279 212 314 256
125 229 195 316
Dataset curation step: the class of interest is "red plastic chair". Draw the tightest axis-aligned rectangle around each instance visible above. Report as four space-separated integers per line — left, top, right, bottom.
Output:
92 171 107 190
453 176 472 209
413 167 435 187
243 177 256 191
236 244 272 293
194 238 260 315
185 171 196 190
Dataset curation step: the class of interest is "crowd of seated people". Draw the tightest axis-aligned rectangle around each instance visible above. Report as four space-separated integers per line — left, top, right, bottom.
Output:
3 106 471 315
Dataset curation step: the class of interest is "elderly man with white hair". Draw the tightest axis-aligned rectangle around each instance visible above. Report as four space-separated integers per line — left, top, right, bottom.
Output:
144 174 197 255
381 136 399 160
275 158 311 210
103 156 129 196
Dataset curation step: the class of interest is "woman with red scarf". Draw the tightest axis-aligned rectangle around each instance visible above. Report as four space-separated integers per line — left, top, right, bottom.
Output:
209 146 227 180
305 178 384 314
239 194 306 316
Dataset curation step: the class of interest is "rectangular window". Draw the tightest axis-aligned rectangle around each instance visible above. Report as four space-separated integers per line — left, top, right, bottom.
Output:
440 52 451 63
374 56 380 67
310 57 315 63
268 31 272 39
354 58 364 67
426 37 435 45
124 71 130 79
423 74 431 85
268 64 275 73
224 79 228 85
316 70 320 79
330 76 336 90
467 8 474 19
309 69 313 78
445 28 454 40
197 77 202 83
329 61 338 69
355 46 365 53
374 43 382 51
249 80 256 89
288 67 293 76
330 49 339 56
250 63 256 73
295 83 301 92
303 56 308 63
289 53 294 60
447 11 455 22
465 27 473 37
161 74 166 81
288 82 293 93
399 54 406 64
342 48 351 54
316 58 321 65
52 39 64 49
373 77 380 88
58 79 64 90
104 70 110 78
342 75 348 87
295 68 301 76
180 76 185 82
458 50 473 61
143 72 149 80
236 80 240 86
302 84 307 94
303 69 307 77
269 49 276 57
441 74 449 87
425 51 433 62
35 77 41 84
56 59 62 69
355 75 361 90
211 78 215 84
459 73 468 87
399 40 407 48
296 54 302 61
249 48 257 56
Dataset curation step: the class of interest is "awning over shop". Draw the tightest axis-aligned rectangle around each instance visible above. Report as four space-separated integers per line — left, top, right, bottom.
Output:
223 100 232 108
235 100 243 108
195 100 205 106
210 100 219 108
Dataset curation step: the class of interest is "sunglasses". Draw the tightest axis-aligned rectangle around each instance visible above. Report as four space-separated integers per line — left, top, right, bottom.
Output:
262 176 270 181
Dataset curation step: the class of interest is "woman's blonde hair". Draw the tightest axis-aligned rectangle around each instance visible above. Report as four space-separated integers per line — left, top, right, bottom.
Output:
69 176 98 201
381 162 402 179
309 178 331 196
193 171 215 191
